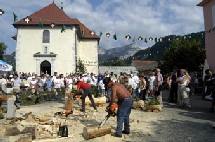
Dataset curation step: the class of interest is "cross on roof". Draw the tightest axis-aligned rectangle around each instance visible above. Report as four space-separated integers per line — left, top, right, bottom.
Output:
50 23 55 28
25 17 30 23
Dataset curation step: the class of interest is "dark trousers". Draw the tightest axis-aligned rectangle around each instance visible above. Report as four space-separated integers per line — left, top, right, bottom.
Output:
138 89 146 100
81 88 97 111
116 97 133 135
169 85 178 103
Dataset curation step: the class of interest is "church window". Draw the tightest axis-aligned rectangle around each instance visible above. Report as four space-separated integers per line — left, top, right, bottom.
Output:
43 30 50 43
44 47 48 54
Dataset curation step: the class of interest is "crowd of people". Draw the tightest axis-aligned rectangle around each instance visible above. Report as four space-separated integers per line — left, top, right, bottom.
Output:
166 68 215 111
0 68 214 111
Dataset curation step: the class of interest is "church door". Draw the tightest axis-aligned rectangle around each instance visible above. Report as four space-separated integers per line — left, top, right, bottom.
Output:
40 61 51 75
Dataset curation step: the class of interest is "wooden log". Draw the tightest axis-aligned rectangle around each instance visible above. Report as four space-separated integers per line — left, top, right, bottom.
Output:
83 125 111 140
149 105 162 111
8 133 32 142
0 95 13 101
79 96 106 106
65 98 73 110
132 100 144 109
6 98 16 119
147 105 162 111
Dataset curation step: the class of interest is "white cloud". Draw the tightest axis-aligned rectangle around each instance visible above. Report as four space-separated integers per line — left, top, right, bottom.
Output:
0 0 204 54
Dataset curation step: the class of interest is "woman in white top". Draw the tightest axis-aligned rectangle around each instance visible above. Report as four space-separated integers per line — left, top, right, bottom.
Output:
177 69 191 108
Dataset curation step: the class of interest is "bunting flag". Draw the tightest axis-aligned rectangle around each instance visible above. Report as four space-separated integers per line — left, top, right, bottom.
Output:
154 37 158 42
149 37 153 41
13 12 18 23
132 36 135 42
125 35 131 40
138 36 143 41
106 32 110 37
0 9 4 15
113 33 117 40
159 38 163 42
99 32 103 37
39 19 43 27
24 16 32 23
50 23 55 28
144 38 147 43
61 25 66 33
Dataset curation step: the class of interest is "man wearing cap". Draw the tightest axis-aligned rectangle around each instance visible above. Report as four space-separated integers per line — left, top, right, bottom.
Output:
77 80 97 112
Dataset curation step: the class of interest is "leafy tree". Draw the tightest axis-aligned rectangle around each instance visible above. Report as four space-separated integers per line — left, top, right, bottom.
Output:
160 39 205 73
76 59 87 73
0 42 7 60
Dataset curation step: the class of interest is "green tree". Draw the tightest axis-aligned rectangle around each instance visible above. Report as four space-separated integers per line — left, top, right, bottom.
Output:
160 39 205 73
0 42 7 60
76 59 87 73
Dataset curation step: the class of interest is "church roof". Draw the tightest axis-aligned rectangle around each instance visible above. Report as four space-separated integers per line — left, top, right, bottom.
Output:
197 0 213 6
13 3 99 39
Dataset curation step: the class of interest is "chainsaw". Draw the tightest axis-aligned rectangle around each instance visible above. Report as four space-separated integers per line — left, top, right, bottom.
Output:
98 103 118 128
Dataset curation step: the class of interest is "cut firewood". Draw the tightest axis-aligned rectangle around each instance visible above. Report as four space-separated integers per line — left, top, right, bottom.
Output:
79 96 106 106
132 100 145 109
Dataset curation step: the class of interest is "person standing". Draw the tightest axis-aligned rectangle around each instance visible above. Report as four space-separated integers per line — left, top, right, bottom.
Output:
154 68 163 107
77 80 97 112
103 71 111 102
107 80 133 138
168 72 178 103
138 74 147 100
148 71 156 95
97 73 104 97
177 69 191 109
132 72 140 99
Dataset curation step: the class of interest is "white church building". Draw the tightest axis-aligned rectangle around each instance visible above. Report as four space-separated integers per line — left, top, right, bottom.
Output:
13 2 100 76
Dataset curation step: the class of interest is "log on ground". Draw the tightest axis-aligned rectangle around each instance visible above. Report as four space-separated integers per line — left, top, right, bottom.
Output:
83 125 111 140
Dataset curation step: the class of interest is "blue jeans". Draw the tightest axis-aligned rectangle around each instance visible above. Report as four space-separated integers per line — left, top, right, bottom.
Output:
116 97 133 135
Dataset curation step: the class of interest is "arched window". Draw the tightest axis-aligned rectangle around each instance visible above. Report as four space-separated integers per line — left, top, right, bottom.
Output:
43 30 50 43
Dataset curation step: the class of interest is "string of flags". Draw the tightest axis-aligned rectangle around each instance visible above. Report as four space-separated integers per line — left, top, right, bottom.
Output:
0 10 209 42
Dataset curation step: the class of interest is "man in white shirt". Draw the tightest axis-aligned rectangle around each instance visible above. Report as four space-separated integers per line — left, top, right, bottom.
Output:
0 74 7 93
132 72 140 99
12 74 22 93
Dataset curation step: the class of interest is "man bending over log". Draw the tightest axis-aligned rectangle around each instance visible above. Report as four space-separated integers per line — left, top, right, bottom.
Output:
77 80 97 112
107 80 133 137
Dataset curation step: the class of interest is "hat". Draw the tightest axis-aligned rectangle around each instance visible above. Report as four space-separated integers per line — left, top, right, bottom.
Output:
32 76 35 79
9 75 13 78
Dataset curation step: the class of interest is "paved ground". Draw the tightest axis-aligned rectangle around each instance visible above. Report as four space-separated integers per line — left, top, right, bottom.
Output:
2 90 215 142
137 90 215 142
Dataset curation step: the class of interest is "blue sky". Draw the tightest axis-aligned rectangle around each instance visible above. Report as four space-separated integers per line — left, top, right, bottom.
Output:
0 0 204 54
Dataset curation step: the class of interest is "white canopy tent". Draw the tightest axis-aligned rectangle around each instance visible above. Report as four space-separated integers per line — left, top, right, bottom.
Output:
0 60 13 72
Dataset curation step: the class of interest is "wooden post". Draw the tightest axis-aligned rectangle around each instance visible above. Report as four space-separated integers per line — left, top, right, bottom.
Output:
6 98 16 119
83 125 111 140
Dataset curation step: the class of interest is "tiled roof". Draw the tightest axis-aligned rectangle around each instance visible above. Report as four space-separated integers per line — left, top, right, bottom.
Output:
131 60 158 71
197 0 213 6
13 3 99 39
